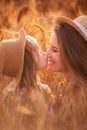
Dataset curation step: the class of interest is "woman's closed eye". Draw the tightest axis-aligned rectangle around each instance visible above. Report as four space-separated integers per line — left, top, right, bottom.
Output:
51 46 58 53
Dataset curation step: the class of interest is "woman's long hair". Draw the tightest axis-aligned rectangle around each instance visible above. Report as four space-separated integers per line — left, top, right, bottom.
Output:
54 22 87 84
53 22 87 130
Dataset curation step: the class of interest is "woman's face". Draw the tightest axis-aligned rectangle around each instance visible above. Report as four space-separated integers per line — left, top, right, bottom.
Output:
47 32 67 72
27 36 48 70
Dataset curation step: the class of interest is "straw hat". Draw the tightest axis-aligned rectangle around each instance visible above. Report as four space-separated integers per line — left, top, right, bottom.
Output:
55 15 87 41
0 28 26 85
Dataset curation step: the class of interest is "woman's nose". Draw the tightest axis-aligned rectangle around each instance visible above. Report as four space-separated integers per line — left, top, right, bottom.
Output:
46 48 51 57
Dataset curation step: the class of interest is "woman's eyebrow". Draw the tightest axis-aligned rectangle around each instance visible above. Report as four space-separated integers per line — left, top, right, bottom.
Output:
51 46 59 49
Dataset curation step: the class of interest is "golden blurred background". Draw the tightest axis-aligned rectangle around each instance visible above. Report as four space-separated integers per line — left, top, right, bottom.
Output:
0 0 87 93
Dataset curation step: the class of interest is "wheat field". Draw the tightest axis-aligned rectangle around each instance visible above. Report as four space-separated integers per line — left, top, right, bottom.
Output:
0 0 87 130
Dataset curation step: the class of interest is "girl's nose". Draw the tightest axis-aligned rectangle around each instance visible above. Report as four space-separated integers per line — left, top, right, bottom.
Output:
41 51 48 59
43 51 48 59
42 51 47 55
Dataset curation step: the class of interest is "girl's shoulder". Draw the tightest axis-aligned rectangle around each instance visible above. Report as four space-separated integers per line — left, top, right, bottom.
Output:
1 80 17 103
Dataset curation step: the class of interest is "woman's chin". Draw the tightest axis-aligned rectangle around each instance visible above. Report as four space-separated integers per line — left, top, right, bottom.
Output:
38 65 47 71
47 66 53 72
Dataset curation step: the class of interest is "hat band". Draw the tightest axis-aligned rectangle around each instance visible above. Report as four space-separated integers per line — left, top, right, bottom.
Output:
74 21 87 38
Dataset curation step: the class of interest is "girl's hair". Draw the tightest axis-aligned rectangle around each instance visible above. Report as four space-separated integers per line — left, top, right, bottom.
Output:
19 39 38 90
54 22 87 84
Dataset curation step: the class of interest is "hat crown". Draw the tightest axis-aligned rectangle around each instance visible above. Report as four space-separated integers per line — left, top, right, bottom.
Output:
0 28 26 85
74 15 87 40
74 15 87 30
55 15 87 41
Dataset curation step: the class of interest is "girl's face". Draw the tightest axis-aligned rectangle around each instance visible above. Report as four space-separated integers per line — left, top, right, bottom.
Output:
26 36 48 70
47 32 67 72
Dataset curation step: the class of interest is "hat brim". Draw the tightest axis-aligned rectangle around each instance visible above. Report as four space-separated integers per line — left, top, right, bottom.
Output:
55 16 87 41
16 28 26 86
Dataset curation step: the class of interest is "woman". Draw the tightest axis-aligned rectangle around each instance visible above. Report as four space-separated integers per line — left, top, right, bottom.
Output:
0 28 52 130
47 15 87 130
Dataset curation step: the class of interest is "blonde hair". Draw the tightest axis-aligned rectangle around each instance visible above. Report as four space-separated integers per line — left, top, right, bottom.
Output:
19 38 38 90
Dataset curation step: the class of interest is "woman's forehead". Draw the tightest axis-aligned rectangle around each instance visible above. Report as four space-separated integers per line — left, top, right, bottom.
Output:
50 32 59 46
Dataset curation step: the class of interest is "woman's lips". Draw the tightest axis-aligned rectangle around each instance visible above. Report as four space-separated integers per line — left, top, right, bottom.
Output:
48 59 54 66
48 61 53 65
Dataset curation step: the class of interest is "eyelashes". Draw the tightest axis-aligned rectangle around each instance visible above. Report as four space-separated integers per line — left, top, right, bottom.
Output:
51 47 58 52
